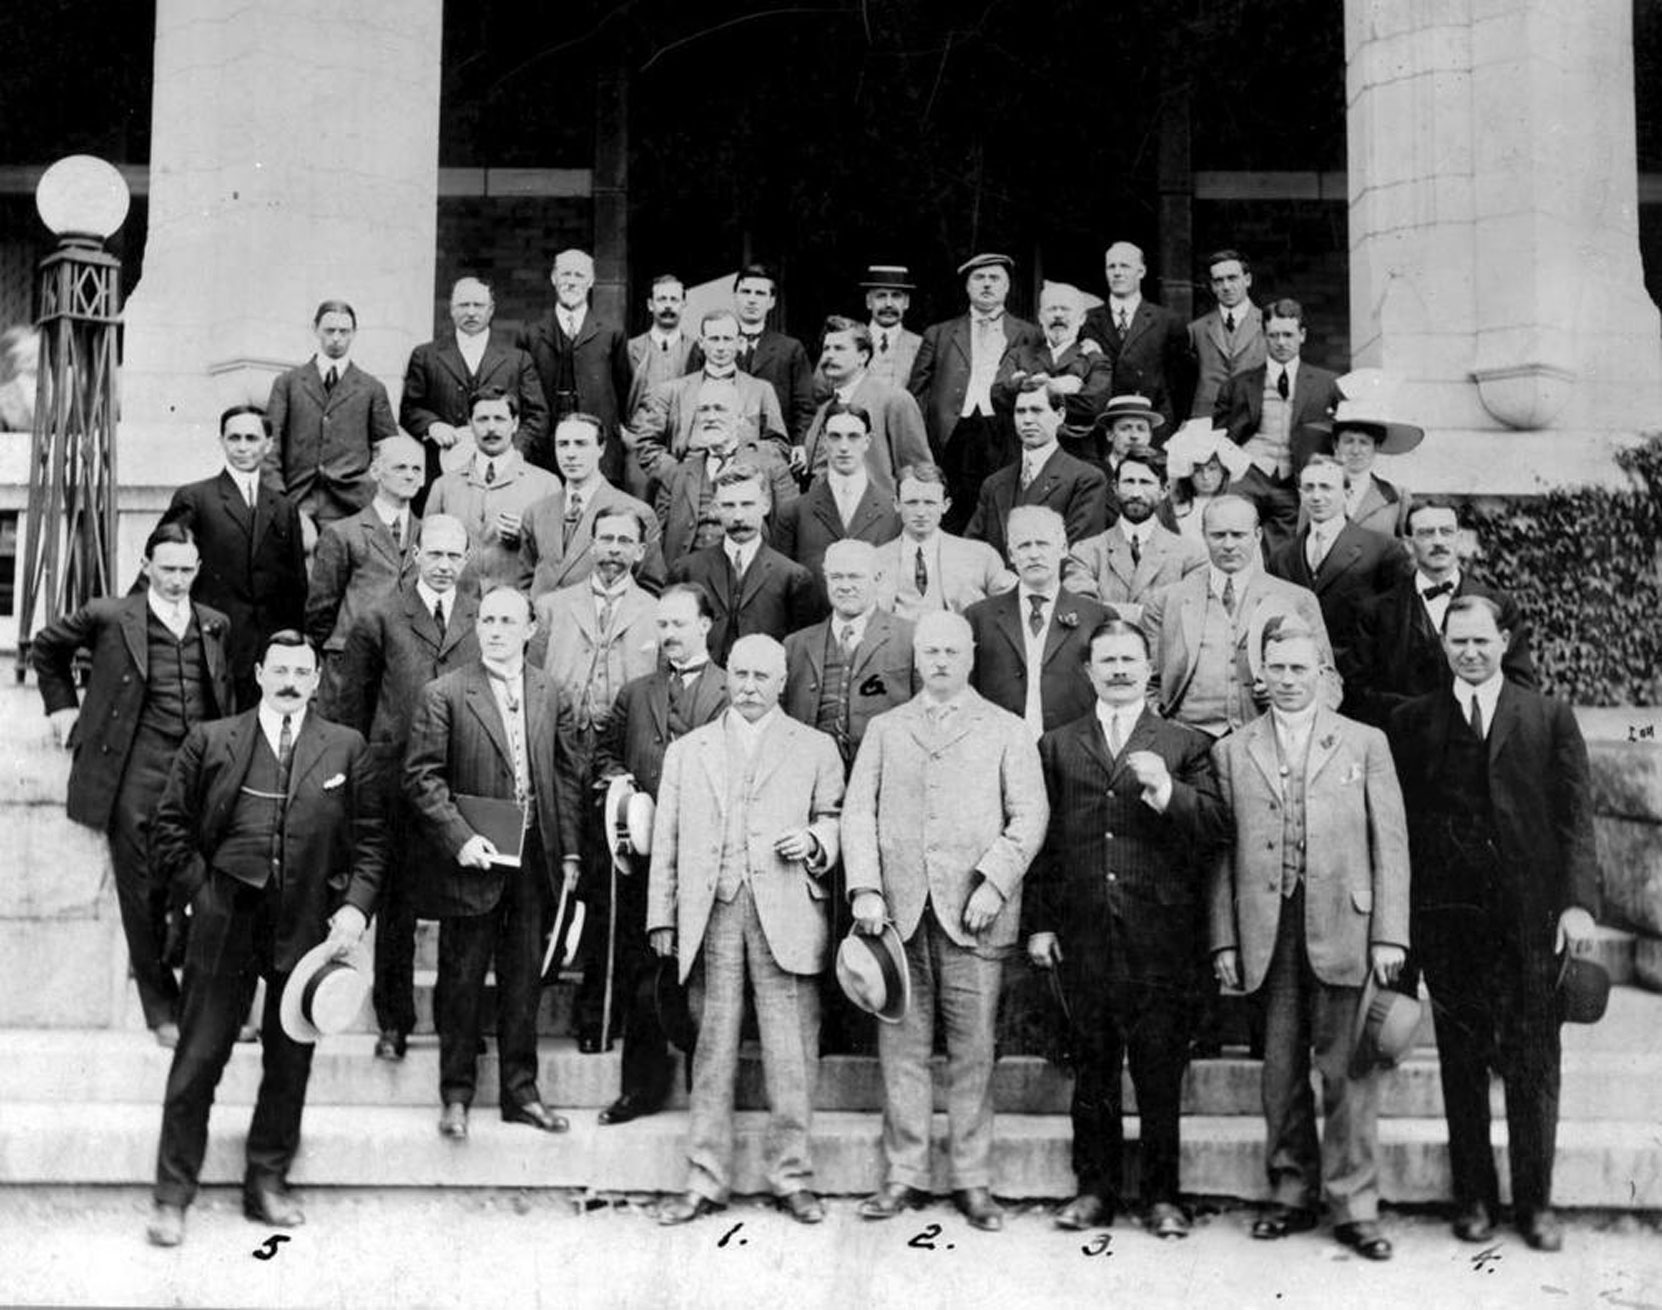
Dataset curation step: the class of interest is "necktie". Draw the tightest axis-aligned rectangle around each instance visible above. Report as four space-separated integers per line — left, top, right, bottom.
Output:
1422 580 1455 600
563 493 583 548
1277 369 1290 400
1224 311 1236 334
879 331 889 355
245 478 257 510
1129 533 1143 567
1468 695 1485 739
1028 594 1046 637
1222 576 1237 616
1107 713 1124 757
1117 307 1130 334
839 622 857 656
433 597 446 634
914 546 929 596
1020 458 1035 492
597 590 616 636
275 715 294 799
667 666 687 713
1307 530 1326 573
391 515 403 551
324 366 338 393
484 460 496 485
562 312 577 338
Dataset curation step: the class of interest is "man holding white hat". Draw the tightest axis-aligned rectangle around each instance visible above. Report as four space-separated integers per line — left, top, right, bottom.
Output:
145 631 387 1247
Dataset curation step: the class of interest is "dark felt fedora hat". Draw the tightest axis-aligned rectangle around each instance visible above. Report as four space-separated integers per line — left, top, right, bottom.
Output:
654 955 698 1054
1557 951 1610 1024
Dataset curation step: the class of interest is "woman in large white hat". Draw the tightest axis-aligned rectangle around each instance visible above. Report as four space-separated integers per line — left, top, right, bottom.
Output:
1312 369 1425 540
1164 419 1251 548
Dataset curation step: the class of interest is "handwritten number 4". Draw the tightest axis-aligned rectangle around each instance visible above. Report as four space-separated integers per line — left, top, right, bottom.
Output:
252 1234 290 1260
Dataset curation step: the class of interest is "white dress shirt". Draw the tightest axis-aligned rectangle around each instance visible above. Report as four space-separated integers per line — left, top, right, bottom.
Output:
224 466 261 509
1455 671 1504 738
1306 517 1342 572
482 658 531 805
1018 586 1056 738
147 589 192 640
416 579 453 628
723 705 778 759
1020 440 1058 489
1415 568 1460 630
1343 470 1376 520
559 306 586 339
831 607 874 653
1108 295 1141 332
456 328 488 375
828 470 869 526
649 327 684 353
257 704 307 761
317 355 350 385
1270 703 1318 781
727 535 761 578
963 311 1005 417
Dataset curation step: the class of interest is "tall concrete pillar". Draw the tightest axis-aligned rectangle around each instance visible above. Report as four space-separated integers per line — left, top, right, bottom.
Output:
1346 0 1661 491
119 0 442 557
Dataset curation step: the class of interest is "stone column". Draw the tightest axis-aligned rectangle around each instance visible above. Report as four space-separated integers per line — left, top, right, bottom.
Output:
1346 0 1661 491
118 0 443 568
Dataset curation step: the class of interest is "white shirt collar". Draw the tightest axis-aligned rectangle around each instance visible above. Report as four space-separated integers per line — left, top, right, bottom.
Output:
591 572 632 600
482 656 525 684
1120 516 1155 547
1309 515 1342 547
371 496 408 530
828 468 868 500
1415 567 1460 596
1209 564 1251 598
224 466 260 500
1455 672 1504 733
1021 441 1058 474
649 325 682 348
727 535 761 575
316 355 350 381
724 705 778 747
257 703 306 755
474 449 519 483
703 364 737 381
1094 699 1144 738
147 588 191 634
1018 583 1058 610
559 304 586 334
833 373 866 403
830 607 875 648
1109 294 1141 320
1270 702 1318 750
1269 358 1300 385
415 579 453 613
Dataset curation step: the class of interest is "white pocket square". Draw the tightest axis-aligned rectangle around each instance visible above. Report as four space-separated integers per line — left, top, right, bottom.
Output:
1341 764 1362 785
323 773 347 790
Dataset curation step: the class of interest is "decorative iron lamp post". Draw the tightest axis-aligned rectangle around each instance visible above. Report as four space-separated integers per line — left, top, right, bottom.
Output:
14 154 129 677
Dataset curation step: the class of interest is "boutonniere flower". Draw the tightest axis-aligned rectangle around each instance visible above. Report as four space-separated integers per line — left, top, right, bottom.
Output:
1319 733 1336 751
1058 611 1080 629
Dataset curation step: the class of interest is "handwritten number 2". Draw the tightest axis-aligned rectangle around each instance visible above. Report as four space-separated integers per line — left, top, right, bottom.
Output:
908 1223 942 1250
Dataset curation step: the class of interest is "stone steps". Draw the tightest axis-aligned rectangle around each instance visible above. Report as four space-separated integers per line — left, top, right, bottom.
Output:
4 1101 1660 1206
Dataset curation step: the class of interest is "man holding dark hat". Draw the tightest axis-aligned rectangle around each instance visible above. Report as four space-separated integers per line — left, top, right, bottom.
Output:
861 264 923 389
1386 595 1599 1252
144 630 386 1247
908 253 1043 534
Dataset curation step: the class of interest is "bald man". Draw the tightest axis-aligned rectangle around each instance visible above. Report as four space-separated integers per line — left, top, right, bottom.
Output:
399 277 550 507
307 434 424 719
1080 242 1194 432
648 633 846 1225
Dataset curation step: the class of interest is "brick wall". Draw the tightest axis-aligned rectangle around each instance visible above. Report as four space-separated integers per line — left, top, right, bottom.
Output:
431 196 594 341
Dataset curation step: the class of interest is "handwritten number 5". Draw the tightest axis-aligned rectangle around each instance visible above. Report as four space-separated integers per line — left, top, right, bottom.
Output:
252 1234 290 1260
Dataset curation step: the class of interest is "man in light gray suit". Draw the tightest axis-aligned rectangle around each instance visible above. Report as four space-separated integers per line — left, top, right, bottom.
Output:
801 317 929 490
843 611 1050 1232
1187 249 1265 420
648 634 846 1226
872 463 1016 619
1063 452 1207 621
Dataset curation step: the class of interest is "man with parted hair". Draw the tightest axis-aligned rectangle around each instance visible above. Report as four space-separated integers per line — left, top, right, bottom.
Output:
518 248 633 481
775 400 904 593
626 273 705 421
648 633 845 1225
265 298 399 526
1079 242 1195 432
1209 621 1409 1261
1026 618 1226 1238
860 264 922 388
145 629 386 1247
966 379 1108 561
731 263 818 458
667 460 819 664
1064 450 1207 618
631 309 790 486
307 434 424 718
33 521 235 1046
801 315 929 490
1188 249 1265 420
159 404 307 709
399 276 549 501
424 388 562 592
872 462 1016 619
844 610 1049 1232
992 281 1115 461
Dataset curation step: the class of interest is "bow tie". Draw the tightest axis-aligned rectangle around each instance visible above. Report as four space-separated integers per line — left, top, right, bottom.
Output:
1422 581 1455 600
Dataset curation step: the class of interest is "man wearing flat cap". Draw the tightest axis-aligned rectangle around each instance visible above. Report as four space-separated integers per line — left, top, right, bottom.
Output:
908 253 1043 535
862 264 923 389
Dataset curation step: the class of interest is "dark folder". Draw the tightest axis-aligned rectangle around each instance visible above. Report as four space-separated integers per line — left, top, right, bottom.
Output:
454 794 526 868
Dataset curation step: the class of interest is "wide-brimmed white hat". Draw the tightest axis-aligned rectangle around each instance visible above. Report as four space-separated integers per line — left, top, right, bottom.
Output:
1165 418 1251 481
280 939 371 1043
1313 368 1425 455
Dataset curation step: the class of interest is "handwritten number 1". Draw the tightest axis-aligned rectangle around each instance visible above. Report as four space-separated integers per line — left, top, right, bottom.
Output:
717 1222 744 1248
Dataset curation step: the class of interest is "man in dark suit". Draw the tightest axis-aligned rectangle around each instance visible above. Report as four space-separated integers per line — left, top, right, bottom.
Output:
992 282 1114 464
334 514 480 1060
1080 242 1194 432
732 263 817 462
666 461 820 664
1213 297 1343 554
590 583 729 1124
404 586 585 1140
1344 500 1535 727
1386 598 1599 1253
265 298 399 526
1027 619 1226 1237
966 505 1113 739
1266 455 1406 672
966 380 1108 561
32 523 234 1044
908 252 1044 534
775 401 903 594
801 318 930 491
160 404 308 709
398 277 549 505
517 249 633 482
1188 249 1266 420
144 631 386 1247
306 434 422 718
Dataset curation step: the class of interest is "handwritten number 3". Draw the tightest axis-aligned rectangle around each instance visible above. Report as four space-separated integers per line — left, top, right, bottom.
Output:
908 1223 942 1250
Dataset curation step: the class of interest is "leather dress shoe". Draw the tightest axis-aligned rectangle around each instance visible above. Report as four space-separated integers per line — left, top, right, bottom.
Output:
243 1184 304 1228
1054 1193 1113 1231
1452 1200 1495 1242
777 1190 825 1224
953 1187 1004 1232
502 1099 570 1133
1146 1201 1191 1239
1520 1208 1565 1252
1335 1219 1393 1261
374 1030 407 1061
598 1093 661 1126
658 1193 723 1226
146 1202 185 1247
153 1023 180 1051
439 1103 469 1139
1251 1205 1318 1239
859 1183 928 1220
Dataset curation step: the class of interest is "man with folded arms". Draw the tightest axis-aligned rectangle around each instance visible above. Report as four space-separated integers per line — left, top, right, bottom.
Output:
145 631 385 1246
647 634 845 1225
1026 619 1226 1238
404 587 584 1140
1209 623 1409 1260
843 611 1049 1232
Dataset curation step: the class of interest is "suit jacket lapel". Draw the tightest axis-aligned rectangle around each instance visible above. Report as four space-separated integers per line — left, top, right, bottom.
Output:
1074 712 1116 785
436 339 473 387
439 590 479 658
1317 533 1362 594
1206 310 1230 358
216 470 254 537
647 673 672 742
1042 593 1081 667
286 715 330 797
700 724 729 817
949 317 972 366
1106 527 1138 591
1178 580 1206 677
205 712 261 843
525 666 553 785
810 482 843 534
850 612 893 680
739 548 775 610
1305 709 1344 786
1123 303 1153 349
119 597 150 679
464 669 516 775
1488 681 1520 763
1246 716 1281 792
993 591 1026 660
850 484 889 537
